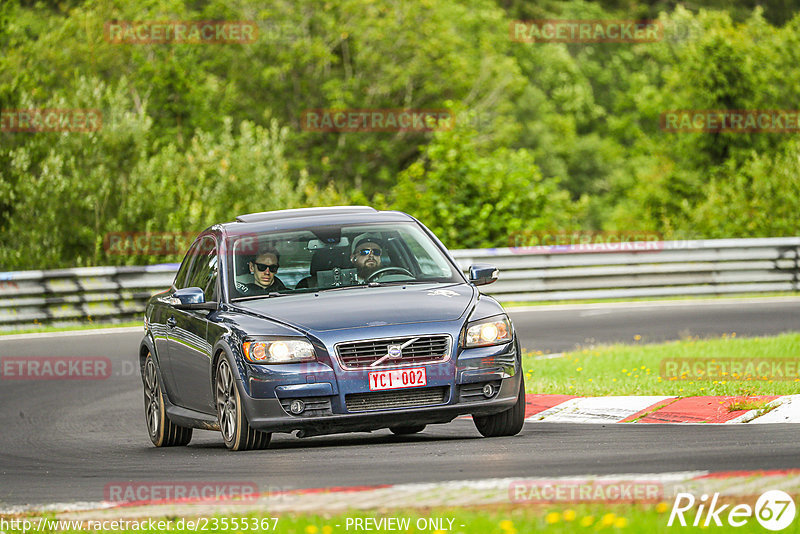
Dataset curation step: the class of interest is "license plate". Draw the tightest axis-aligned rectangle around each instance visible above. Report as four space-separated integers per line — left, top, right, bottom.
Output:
368 367 427 391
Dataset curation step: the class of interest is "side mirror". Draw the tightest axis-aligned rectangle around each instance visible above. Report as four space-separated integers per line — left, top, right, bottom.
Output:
170 287 217 310
469 264 499 286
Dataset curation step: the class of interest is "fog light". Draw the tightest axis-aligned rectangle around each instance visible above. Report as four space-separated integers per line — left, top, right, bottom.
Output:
482 384 494 398
289 399 305 414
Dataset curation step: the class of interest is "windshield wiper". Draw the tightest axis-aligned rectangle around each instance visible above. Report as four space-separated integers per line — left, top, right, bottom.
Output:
366 280 436 287
313 285 368 293
231 292 291 302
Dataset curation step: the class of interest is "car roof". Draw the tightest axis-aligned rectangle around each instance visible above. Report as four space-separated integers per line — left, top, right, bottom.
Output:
235 206 378 223
214 206 417 235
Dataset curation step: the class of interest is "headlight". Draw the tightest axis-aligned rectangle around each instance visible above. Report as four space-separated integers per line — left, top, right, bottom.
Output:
462 316 512 348
242 339 316 364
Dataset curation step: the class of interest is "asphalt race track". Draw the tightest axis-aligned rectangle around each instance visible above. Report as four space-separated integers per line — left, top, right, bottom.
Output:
1 298 799 507
509 297 800 353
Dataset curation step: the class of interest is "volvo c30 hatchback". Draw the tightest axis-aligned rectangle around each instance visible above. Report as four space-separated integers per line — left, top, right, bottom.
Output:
140 207 525 450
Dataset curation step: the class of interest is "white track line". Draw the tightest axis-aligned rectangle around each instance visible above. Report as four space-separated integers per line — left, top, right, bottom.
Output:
0 327 141 341
747 395 800 424
506 296 800 314
530 396 674 424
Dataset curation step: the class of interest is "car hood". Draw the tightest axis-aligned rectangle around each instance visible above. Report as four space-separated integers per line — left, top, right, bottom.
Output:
233 283 475 333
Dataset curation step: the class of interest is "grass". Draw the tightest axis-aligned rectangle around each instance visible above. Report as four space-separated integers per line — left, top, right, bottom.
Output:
502 291 800 308
726 399 773 412
521 332 800 396
0 320 142 336
8 502 797 534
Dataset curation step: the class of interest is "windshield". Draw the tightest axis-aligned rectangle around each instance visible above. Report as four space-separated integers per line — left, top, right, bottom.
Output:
226 222 463 300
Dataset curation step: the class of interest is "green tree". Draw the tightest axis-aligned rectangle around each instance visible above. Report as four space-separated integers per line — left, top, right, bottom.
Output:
390 127 580 249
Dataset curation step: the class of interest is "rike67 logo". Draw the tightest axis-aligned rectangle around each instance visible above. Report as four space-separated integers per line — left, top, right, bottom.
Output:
669 491 796 531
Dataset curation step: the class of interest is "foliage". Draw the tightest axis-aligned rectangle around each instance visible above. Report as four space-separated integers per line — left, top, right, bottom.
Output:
0 0 799 270
391 126 578 249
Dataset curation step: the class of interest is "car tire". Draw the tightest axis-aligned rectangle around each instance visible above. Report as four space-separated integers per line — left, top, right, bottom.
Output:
143 352 193 447
215 357 271 451
473 375 526 438
389 424 426 435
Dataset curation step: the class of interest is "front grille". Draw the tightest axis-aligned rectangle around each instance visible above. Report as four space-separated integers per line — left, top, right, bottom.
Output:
345 386 449 412
336 335 450 369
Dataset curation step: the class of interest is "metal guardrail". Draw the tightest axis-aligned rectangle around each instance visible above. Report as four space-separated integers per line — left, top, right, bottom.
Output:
451 237 800 302
0 264 179 328
1 238 798 329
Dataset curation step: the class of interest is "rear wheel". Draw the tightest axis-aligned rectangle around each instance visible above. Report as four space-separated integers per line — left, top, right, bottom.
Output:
389 424 426 435
215 357 271 451
143 352 192 447
473 375 526 438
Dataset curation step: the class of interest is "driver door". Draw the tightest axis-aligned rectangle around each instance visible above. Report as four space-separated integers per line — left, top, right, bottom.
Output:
166 236 218 414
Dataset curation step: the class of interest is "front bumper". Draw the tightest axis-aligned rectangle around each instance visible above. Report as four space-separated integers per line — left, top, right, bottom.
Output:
236 339 521 435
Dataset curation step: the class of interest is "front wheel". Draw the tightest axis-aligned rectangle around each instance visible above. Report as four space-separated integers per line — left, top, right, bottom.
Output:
143 352 192 447
473 375 526 438
215 357 271 451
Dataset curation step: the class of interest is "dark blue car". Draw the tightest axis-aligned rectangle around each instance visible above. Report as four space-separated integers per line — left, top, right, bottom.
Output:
140 207 525 450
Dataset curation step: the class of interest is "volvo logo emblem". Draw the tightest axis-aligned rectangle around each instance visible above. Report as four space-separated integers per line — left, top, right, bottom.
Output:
370 338 420 367
387 345 403 358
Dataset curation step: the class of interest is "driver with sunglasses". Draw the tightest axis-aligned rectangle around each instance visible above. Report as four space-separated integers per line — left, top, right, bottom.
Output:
350 236 384 283
240 248 287 295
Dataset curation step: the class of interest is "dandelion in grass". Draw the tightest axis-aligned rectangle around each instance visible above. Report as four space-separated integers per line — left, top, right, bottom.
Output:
655 502 669 513
600 513 616 527
614 517 629 527
563 510 576 522
545 512 560 524
499 519 514 532
305 526 319 534
580 516 594 527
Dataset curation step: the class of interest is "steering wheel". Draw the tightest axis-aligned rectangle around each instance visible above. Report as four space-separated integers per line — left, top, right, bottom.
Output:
367 267 414 282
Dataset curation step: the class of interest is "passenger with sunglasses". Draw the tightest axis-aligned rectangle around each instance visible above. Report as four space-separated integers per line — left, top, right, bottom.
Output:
241 249 286 295
350 236 384 283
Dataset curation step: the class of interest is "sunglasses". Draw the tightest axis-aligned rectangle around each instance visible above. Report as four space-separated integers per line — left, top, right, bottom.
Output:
357 248 382 256
254 262 279 272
